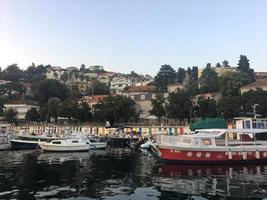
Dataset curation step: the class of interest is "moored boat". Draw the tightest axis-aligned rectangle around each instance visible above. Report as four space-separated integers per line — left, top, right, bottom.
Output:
156 129 267 164
38 137 107 152
10 133 58 150
38 139 90 152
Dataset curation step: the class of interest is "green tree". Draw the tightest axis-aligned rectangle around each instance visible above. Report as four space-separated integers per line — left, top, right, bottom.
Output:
237 55 254 83
40 98 61 122
222 60 230 67
219 71 250 96
79 64 86 72
75 102 92 122
217 96 242 120
149 93 166 120
4 109 18 123
93 96 138 124
25 108 40 122
241 88 267 117
166 90 192 121
216 63 222 68
86 81 110 95
199 66 219 93
34 79 70 104
57 100 78 120
154 64 176 92
1 64 23 81
177 68 186 84
195 97 217 118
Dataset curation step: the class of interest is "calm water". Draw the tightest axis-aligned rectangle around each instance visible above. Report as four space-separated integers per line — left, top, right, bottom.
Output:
0 149 267 200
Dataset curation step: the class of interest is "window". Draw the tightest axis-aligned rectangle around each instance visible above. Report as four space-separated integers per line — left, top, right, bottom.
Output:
52 141 61 144
182 138 191 144
202 138 212 145
141 95 145 100
72 140 79 143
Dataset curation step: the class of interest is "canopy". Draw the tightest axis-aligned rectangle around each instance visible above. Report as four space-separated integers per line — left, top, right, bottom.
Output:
191 118 227 131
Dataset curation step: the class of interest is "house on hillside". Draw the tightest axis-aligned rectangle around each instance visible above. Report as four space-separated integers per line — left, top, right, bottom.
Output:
124 85 158 119
110 74 133 94
193 92 222 105
81 95 110 107
240 79 267 94
98 71 115 86
46 66 65 80
198 67 238 79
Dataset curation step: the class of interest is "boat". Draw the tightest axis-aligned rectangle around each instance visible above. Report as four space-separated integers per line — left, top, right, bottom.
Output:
156 129 267 164
87 136 107 150
0 134 9 150
38 137 107 152
10 132 58 150
38 139 90 152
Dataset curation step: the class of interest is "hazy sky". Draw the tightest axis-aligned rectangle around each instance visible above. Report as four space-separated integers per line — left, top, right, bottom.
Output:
0 0 267 75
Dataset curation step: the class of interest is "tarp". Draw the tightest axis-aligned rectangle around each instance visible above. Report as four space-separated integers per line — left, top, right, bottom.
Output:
191 118 227 131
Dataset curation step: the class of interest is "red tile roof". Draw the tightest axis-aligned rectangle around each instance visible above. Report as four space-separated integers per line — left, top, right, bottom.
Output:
125 85 156 93
241 80 267 89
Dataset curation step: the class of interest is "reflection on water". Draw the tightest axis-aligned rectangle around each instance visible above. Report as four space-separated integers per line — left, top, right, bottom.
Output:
0 149 267 199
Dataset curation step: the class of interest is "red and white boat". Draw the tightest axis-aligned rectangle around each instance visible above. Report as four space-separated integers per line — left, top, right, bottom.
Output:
156 129 267 164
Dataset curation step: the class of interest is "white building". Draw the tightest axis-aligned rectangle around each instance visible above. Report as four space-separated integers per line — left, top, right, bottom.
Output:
46 66 65 80
110 74 133 94
4 104 39 120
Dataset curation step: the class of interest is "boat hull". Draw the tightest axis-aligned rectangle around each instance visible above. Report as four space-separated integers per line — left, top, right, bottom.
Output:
159 146 267 164
89 142 107 150
38 143 89 152
10 140 38 150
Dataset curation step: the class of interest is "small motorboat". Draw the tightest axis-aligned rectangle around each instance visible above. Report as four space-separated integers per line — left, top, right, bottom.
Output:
87 136 107 150
38 137 107 152
38 138 90 152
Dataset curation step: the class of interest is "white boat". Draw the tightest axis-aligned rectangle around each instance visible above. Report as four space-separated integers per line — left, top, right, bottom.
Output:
38 138 107 152
87 136 107 150
0 134 9 150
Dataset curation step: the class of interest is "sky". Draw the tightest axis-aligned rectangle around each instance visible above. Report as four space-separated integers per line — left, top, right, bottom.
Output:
0 0 267 76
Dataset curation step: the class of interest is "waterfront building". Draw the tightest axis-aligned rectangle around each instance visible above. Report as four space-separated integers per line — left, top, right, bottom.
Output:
4 103 39 120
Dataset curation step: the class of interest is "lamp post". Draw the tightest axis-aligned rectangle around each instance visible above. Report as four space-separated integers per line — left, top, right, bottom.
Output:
252 104 259 119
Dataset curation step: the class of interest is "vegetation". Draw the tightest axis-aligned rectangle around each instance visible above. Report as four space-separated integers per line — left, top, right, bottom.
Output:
149 93 166 120
0 54 263 123
154 64 177 92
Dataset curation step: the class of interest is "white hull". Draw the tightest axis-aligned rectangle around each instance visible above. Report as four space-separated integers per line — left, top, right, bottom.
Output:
38 139 107 152
89 142 107 149
39 142 89 152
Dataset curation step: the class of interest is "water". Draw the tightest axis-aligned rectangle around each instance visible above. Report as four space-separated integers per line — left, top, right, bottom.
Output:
0 149 267 200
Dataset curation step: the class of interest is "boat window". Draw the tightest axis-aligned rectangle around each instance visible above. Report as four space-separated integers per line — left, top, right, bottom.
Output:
202 138 212 145
72 140 79 143
182 138 191 144
52 141 61 144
